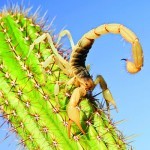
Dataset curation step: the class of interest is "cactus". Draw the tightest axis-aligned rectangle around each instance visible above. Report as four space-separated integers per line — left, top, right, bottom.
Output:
0 5 130 150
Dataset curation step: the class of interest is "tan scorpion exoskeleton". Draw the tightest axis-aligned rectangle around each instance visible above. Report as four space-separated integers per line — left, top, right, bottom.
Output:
27 24 143 138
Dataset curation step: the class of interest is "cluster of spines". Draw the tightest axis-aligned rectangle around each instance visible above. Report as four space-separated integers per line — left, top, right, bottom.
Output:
0 6 132 150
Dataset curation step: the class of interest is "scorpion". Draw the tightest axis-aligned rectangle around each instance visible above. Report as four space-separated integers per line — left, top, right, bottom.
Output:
27 23 143 138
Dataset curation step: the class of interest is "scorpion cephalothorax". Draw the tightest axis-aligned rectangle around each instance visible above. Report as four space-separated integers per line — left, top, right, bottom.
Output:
27 24 143 138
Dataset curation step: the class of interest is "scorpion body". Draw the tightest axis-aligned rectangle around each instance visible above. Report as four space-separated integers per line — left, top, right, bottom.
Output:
67 23 143 137
70 41 93 78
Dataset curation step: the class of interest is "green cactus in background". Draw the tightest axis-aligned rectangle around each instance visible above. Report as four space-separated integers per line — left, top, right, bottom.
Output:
0 5 130 150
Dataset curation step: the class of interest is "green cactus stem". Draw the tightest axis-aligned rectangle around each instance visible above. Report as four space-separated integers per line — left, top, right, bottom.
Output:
0 6 130 150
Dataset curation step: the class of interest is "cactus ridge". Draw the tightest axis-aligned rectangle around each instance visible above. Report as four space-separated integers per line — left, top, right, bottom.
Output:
0 5 132 150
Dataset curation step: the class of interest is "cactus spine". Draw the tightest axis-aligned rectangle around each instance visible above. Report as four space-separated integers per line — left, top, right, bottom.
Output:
0 6 129 150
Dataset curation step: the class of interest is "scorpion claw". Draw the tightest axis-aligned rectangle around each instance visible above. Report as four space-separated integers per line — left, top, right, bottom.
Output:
94 75 118 112
67 87 86 137
103 89 118 112
67 105 85 137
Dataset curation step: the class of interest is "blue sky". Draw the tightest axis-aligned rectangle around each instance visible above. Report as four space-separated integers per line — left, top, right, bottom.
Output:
0 0 149 149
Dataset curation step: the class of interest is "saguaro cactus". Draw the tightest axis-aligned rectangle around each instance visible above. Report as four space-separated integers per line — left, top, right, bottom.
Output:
0 6 130 150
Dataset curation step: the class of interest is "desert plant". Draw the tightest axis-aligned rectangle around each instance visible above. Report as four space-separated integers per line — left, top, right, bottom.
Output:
0 5 131 150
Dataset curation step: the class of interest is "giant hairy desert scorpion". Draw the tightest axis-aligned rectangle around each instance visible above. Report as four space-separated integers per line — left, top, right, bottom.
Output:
27 23 143 138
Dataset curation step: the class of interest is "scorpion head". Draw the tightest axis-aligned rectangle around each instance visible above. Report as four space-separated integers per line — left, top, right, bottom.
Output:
78 77 94 91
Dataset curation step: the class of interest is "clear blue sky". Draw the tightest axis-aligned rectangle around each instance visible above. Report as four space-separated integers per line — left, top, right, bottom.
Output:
0 0 149 149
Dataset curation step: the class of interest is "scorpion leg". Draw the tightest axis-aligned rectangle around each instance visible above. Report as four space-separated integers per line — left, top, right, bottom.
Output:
67 86 86 138
94 75 118 113
65 76 76 95
56 30 75 49
42 54 69 75
43 54 72 107
27 33 71 75
42 54 67 106
54 80 65 107
27 33 73 107
53 71 65 107
27 33 69 67
27 33 49 58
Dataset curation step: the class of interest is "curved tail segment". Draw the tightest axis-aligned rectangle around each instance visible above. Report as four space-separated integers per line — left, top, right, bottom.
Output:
70 24 143 74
